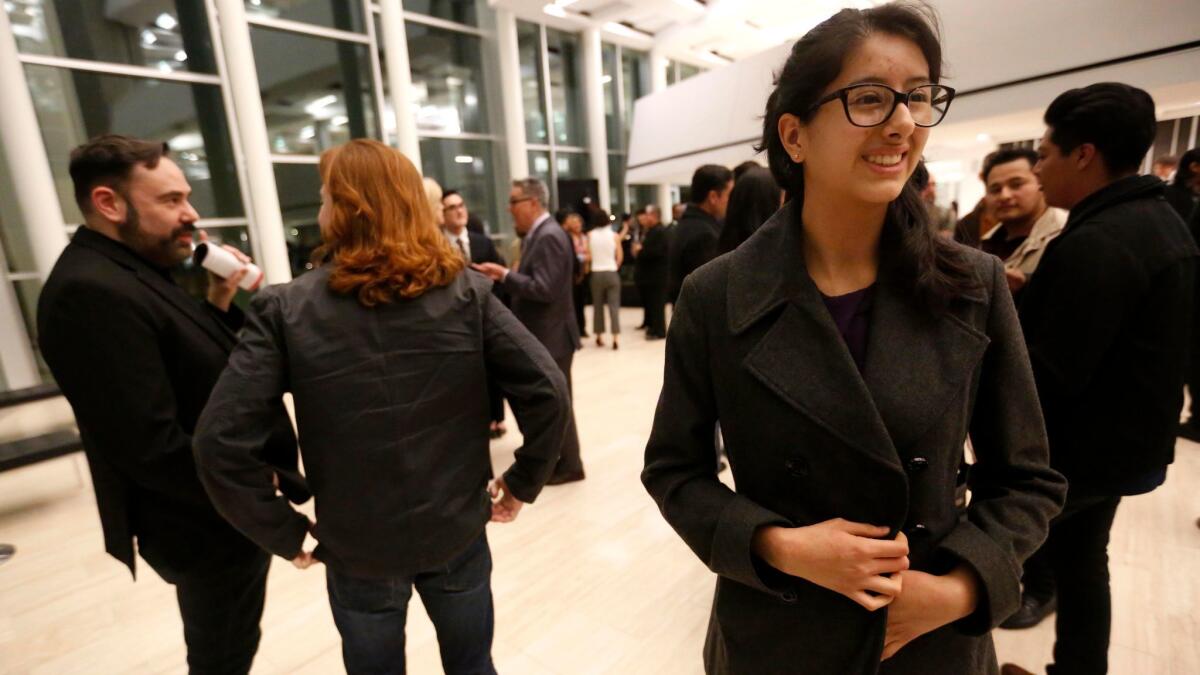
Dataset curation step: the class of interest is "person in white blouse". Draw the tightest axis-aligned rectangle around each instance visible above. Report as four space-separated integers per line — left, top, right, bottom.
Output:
586 218 624 349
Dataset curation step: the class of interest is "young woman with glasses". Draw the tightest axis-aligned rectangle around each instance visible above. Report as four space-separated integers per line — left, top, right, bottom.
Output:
641 3 1065 673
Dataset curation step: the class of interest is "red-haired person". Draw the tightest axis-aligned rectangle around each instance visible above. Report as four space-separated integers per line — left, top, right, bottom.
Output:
194 139 570 675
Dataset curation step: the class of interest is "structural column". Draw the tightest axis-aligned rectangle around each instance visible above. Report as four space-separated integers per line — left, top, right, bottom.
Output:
580 28 611 212
649 47 674 221
378 0 422 170
495 9 529 181
213 0 292 283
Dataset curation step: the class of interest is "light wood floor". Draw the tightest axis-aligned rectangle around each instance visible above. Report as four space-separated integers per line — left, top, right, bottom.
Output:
2 307 1198 674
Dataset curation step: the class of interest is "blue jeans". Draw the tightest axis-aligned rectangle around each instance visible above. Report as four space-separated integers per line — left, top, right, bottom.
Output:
326 533 497 675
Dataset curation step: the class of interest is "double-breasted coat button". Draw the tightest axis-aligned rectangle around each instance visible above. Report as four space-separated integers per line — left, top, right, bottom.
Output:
784 457 808 477
781 590 798 603
906 457 930 472
905 523 929 537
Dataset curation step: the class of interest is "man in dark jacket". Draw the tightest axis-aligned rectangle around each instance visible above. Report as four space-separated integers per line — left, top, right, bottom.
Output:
1003 84 1198 675
667 164 733 303
443 188 511 438
633 204 669 339
473 177 584 484
37 135 307 674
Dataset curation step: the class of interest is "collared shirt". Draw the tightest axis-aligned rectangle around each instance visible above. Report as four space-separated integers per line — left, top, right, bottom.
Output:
446 228 471 262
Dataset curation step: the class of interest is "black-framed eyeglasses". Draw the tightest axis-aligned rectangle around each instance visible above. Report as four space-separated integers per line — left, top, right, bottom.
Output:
508 197 533 206
808 83 955 128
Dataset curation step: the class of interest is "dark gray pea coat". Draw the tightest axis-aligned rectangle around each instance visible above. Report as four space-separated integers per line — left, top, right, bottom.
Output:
642 202 1066 674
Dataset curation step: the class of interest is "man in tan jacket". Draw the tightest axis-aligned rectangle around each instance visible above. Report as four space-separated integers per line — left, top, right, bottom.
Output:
980 148 1067 300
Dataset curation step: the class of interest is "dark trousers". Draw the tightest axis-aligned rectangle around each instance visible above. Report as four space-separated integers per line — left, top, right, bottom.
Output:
572 278 588 336
326 533 497 675
1040 491 1123 675
172 548 270 675
637 282 667 337
552 353 583 476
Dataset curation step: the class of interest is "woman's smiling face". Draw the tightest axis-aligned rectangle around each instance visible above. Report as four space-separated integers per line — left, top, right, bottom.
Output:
791 33 933 207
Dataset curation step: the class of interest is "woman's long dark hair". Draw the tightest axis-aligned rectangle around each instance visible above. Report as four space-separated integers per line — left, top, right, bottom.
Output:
755 1 978 314
719 165 782 254
1174 147 1200 189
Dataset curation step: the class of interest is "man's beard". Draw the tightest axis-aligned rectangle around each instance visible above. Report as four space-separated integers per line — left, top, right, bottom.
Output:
116 202 195 268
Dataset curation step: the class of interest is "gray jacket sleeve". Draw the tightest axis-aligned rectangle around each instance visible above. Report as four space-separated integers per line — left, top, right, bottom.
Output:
193 289 311 560
480 291 570 502
641 276 792 597
939 256 1067 634
502 229 570 304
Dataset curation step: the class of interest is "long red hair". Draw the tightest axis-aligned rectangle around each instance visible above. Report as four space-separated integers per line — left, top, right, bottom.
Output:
315 140 463 306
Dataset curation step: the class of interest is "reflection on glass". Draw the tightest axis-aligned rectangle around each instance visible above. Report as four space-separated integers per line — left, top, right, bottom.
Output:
172 226 254 305
555 151 589 181
602 43 619 151
6 0 216 74
528 150 551 184
629 184 657 213
679 62 703 82
405 0 480 26
251 28 379 155
621 49 647 147
23 65 243 224
517 21 547 144
273 163 323 276
546 29 585 147
1151 119 1175 163
406 23 488 135
245 0 364 33
420 138 502 235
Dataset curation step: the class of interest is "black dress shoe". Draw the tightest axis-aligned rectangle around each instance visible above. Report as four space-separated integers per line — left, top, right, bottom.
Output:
0 544 14 565
1179 421 1200 442
1000 594 1056 630
646 332 665 341
546 470 586 485
999 665 1037 675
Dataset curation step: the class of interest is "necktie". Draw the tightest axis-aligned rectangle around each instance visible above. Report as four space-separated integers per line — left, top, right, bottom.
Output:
457 237 469 262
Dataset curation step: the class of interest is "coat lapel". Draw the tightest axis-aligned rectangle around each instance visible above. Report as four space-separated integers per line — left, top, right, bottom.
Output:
73 228 237 351
862 275 989 454
730 203 900 471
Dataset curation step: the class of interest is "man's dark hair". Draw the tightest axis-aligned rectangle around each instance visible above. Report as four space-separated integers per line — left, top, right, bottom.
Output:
981 148 1039 183
1043 82 1156 176
442 188 462 201
733 160 762 181
1174 148 1200 187
69 135 169 214
690 164 733 204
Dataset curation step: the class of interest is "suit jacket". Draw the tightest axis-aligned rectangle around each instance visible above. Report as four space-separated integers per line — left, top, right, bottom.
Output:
37 227 306 579
501 216 580 360
468 229 506 268
642 202 1066 674
1019 175 1198 493
980 206 1067 278
634 225 669 287
194 267 569 578
667 204 720 302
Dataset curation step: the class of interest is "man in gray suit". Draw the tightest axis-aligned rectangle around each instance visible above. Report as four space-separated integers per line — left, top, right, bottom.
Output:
473 178 584 484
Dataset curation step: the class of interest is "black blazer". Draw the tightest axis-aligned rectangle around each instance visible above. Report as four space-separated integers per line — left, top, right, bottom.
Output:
501 216 581 361
467 229 506 267
194 267 570 578
667 204 720 302
37 227 306 579
1019 175 1198 493
634 225 669 286
642 202 1065 674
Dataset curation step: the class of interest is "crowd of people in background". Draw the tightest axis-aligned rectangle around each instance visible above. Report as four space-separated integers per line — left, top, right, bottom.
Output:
26 0 1200 671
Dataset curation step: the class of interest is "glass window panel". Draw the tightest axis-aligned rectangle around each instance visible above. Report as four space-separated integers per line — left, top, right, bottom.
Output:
273 163 323 277
171 226 254 306
602 43 619 151
528 150 551 188
608 153 626 215
555 151 589 181
629 184 656 213
252 28 379 155
517 21 547 144
406 23 488 135
679 62 702 81
245 0 364 33
404 0 480 26
23 64 244 224
1178 117 1196 153
667 60 678 86
12 277 52 383
546 28 585 147
0 145 36 273
6 0 216 74
419 138 503 236
621 49 647 147
1152 119 1175 163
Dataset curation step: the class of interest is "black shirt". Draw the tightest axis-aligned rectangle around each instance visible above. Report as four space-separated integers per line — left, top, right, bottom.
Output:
821 285 874 373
